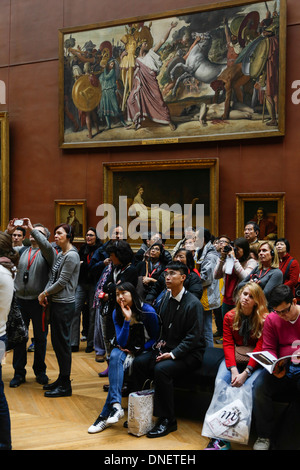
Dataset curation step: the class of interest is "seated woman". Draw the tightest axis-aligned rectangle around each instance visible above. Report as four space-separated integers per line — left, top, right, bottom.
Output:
88 282 159 434
145 248 203 304
204 282 269 450
100 241 138 375
237 241 283 301
214 237 257 317
136 242 166 298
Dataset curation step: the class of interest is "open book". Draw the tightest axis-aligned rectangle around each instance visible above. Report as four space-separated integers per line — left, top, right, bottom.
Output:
247 351 300 375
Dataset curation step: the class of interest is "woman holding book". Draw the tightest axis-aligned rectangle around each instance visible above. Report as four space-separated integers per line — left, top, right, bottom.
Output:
204 282 268 450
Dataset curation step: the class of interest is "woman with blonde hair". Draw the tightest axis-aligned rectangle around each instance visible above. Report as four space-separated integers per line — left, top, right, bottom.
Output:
237 240 283 300
204 282 268 450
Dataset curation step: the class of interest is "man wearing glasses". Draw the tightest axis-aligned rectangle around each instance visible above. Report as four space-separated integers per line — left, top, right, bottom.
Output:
253 284 300 450
132 261 205 438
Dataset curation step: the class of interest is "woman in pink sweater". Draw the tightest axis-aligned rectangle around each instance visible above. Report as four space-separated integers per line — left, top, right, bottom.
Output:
253 284 300 450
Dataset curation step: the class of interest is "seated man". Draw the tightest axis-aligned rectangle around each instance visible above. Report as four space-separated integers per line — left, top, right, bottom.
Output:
253 284 300 450
132 261 205 438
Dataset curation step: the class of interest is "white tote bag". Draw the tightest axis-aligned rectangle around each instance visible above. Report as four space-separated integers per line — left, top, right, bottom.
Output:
128 384 155 437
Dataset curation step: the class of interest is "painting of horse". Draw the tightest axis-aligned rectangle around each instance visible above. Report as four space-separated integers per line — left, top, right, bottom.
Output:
59 0 286 148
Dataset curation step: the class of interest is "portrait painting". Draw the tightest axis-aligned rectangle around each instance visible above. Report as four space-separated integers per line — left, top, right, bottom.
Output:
59 0 286 148
236 192 285 240
55 199 87 242
0 112 9 231
102 159 219 248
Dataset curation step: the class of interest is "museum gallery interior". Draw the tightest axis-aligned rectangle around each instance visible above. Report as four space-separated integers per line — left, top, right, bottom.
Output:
0 0 299 452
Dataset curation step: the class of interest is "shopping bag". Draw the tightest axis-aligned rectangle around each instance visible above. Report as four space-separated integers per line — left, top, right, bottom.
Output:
128 381 154 437
202 379 253 445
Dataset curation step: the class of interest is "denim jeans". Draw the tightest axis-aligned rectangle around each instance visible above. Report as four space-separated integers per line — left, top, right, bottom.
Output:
100 347 127 418
0 336 11 450
203 309 214 348
216 358 263 388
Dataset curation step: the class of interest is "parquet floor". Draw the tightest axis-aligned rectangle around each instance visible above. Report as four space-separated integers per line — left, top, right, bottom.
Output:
2 328 252 451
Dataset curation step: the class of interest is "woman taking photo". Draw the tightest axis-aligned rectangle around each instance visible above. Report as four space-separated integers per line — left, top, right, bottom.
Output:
237 241 283 300
88 282 159 433
214 237 257 317
38 224 80 398
0 232 19 449
204 282 269 450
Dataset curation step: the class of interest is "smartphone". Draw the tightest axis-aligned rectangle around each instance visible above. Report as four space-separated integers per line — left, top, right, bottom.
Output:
14 219 23 226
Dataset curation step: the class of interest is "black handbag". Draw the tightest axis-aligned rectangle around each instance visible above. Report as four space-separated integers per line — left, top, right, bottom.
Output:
6 292 28 351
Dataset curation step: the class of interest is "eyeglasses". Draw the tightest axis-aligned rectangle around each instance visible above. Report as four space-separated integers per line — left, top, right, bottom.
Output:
163 270 183 277
86 233 96 237
273 304 292 316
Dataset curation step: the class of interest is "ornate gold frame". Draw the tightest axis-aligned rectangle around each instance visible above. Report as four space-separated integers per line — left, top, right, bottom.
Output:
0 112 9 231
236 192 285 238
103 158 219 247
54 199 87 243
59 0 286 148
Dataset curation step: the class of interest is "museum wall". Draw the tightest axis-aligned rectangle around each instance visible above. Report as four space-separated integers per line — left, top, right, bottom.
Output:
0 0 300 256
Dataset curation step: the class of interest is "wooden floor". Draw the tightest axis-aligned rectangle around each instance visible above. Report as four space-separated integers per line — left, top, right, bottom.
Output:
2 328 252 451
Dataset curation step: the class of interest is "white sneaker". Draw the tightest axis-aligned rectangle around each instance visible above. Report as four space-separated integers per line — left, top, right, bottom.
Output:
253 437 270 450
106 407 124 424
88 415 110 433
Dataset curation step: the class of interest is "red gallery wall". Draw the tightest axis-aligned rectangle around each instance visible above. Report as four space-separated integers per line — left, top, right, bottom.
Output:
0 0 300 257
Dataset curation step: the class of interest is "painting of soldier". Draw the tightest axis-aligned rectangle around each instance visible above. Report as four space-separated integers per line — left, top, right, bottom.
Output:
59 0 285 148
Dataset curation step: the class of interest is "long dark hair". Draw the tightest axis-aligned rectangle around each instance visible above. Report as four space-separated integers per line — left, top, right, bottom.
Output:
234 237 250 263
114 282 143 326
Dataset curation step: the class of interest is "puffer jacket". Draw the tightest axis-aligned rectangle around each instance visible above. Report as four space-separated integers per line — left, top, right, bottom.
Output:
196 241 222 311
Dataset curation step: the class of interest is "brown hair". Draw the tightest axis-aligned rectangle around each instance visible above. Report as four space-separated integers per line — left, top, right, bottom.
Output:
0 231 19 275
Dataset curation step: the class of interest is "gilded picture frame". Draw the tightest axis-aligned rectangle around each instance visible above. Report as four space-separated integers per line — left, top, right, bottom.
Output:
59 0 286 149
55 199 87 242
0 111 9 231
101 158 219 248
236 192 285 240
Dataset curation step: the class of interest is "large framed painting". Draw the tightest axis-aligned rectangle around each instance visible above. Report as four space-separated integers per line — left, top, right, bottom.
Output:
59 0 286 149
236 192 285 240
0 112 9 231
100 159 219 248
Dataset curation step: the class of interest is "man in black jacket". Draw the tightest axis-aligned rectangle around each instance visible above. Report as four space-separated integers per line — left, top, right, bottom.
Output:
132 261 205 438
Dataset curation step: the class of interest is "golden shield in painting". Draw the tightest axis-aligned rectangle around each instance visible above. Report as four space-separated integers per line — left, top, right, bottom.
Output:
250 38 270 79
72 74 101 112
